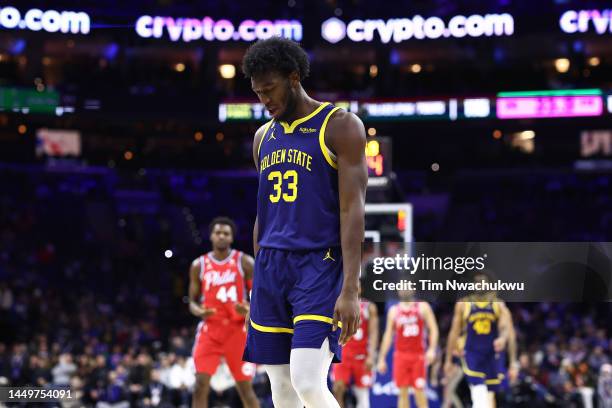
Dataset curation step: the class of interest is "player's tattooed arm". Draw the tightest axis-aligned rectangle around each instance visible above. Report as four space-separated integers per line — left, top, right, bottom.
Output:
326 110 367 345
188 258 216 319
422 302 439 365
366 302 379 370
444 302 465 376
376 305 397 374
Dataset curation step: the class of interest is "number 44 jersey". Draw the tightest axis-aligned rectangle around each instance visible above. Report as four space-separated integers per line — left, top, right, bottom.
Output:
199 250 249 327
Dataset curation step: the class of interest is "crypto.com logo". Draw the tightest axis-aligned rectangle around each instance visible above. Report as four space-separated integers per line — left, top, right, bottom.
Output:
321 14 514 44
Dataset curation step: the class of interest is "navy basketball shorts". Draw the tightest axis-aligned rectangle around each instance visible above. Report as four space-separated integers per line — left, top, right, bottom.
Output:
243 247 343 365
462 351 505 391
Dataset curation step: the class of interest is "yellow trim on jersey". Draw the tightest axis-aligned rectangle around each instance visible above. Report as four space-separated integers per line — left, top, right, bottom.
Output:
250 319 294 334
461 358 487 378
463 302 471 320
257 120 275 161
293 314 343 328
279 102 330 134
319 107 340 170
492 302 501 318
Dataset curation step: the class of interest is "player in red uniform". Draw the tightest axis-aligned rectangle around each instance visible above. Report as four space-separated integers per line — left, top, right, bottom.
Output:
188 217 259 408
377 291 439 408
332 296 379 408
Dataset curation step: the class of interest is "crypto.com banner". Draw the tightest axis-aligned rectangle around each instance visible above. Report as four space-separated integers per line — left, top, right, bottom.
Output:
361 242 612 302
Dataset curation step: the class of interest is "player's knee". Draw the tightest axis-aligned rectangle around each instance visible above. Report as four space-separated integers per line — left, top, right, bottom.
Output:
290 370 320 402
332 381 346 396
194 375 210 394
269 375 294 400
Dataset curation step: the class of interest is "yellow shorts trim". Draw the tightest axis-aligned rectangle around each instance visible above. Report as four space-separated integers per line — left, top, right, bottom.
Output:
250 319 294 334
293 314 343 328
461 358 487 378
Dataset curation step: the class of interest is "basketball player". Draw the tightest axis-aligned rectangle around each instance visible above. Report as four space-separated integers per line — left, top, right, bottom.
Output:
377 291 439 408
444 273 512 408
332 291 379 408
241 38 367 408
189 217 259 408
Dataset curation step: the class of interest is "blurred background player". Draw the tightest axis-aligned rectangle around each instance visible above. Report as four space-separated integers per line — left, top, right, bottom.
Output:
444 273 512 408
332 288 379 408
188 217 259 408
377 290 439 408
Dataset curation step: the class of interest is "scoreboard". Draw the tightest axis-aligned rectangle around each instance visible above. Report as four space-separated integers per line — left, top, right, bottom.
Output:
366 136 392 178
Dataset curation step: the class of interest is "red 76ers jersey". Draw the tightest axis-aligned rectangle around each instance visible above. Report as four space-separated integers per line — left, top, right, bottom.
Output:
200 250 248 324
343 300 371 359
394 302 425 354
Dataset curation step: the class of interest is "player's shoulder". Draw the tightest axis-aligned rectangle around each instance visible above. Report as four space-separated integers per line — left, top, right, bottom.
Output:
190 255 203 270
254 119 274 139
327 108 365 134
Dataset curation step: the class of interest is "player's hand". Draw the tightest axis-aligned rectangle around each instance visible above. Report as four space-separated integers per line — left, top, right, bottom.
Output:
377 359 387 374
365 356 374 371
425 348 436 366
333 290 360 346
493 336 506 352
198 307 216 319
234 302 250 317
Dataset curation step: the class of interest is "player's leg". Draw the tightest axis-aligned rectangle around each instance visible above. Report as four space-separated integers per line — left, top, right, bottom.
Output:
290 338 340 408
192 326 221 408
234 381 260 408
353 387 370 408
264 364 302 408
398 387 410 408
223 325 259 407
331 358 351 408
351 357 372 408
442 363 464 408
469 385 489 408
488 391 496 408
332 380 347 408
192 373 212 408
414 388 429 408
243 248 299 407
462 353 491 408
412 354 429 408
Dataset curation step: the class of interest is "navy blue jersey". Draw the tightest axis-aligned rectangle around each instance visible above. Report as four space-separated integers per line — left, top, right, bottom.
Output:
464 301 500 354
256 102 341 250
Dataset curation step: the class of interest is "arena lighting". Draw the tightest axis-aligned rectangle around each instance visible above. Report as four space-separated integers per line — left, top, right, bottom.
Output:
588 57 601 67
174 62 185 72
367 127 377 136
219 64 236 79
559 9 612 35
519 130 535 140
321 13 513 43
369 65 378 78
164 250 173 259
497 89 604 119
410 64 422 73
555 58 570 73
0 6 90 34
463 98 491 118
